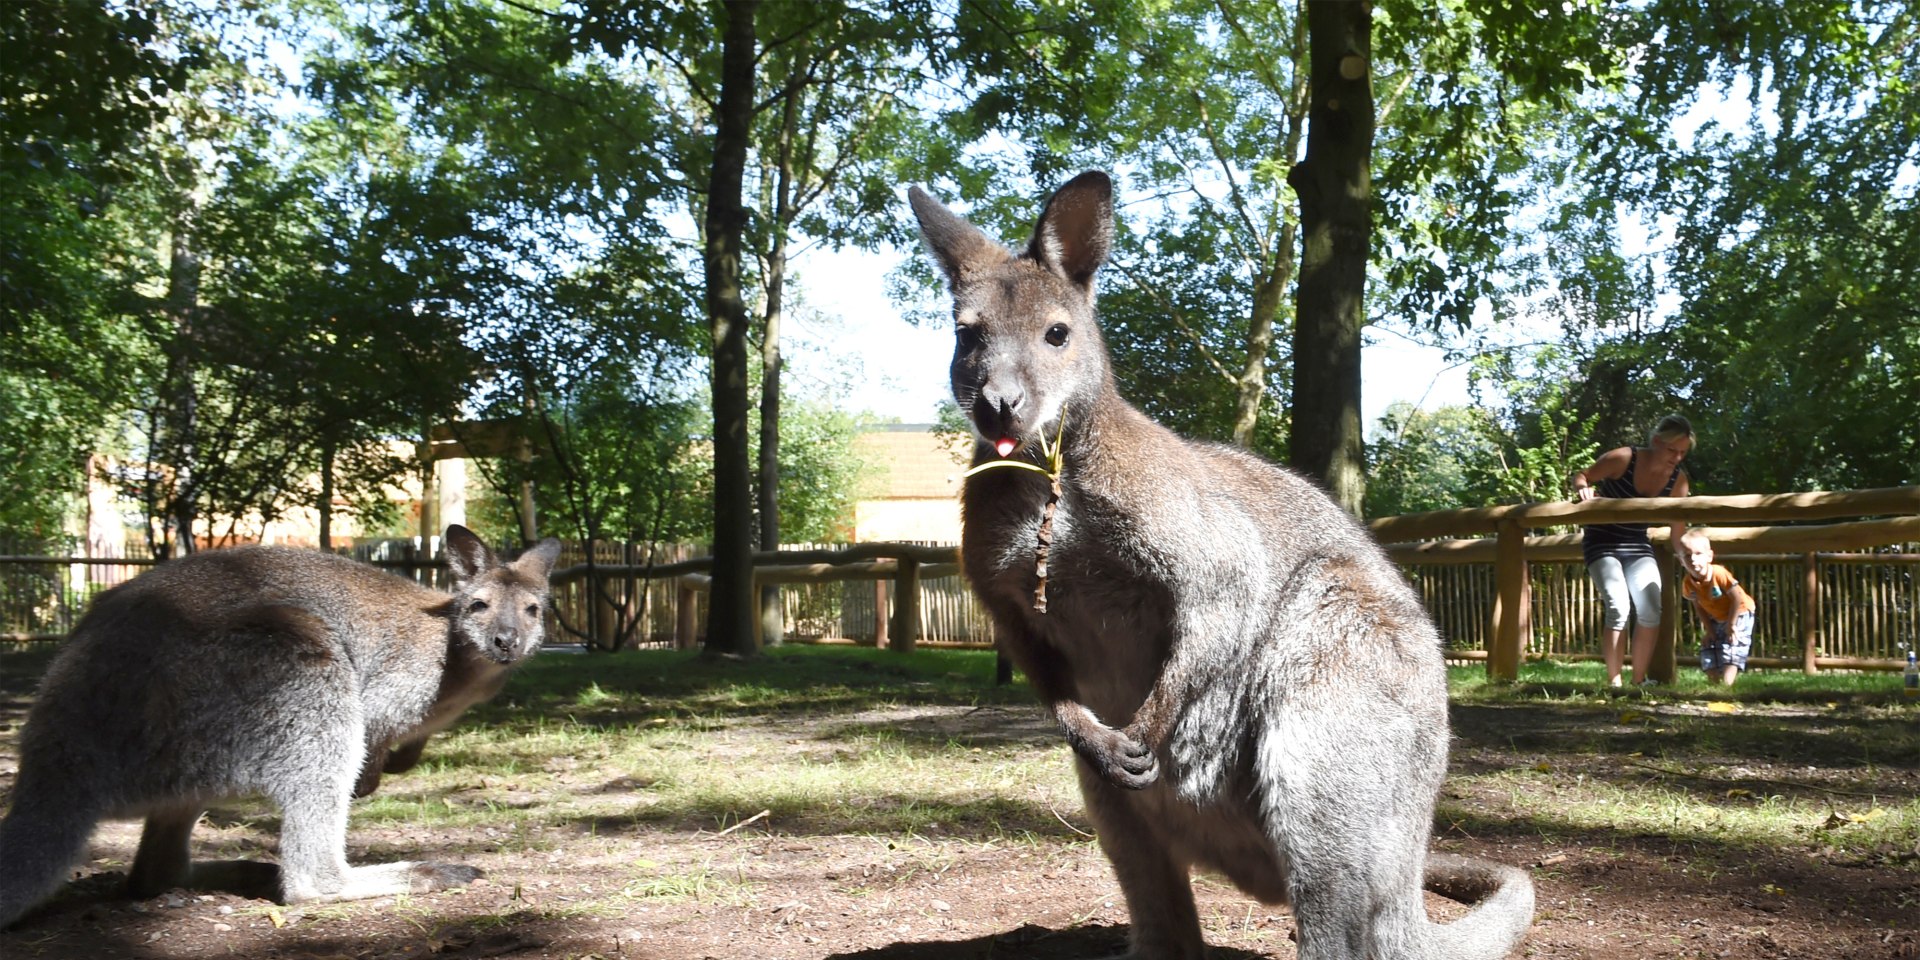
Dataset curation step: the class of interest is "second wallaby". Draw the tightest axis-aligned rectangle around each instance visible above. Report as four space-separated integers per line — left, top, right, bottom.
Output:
0 525 560 929
910 172 1534 960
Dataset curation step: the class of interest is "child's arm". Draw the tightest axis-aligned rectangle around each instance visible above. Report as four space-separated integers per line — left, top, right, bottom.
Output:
1686 596 1721 628
1681 585 1721 628
1730 581 1756 615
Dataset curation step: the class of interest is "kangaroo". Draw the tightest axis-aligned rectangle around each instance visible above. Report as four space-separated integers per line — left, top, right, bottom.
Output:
909 172 1534 960
0 525 560 929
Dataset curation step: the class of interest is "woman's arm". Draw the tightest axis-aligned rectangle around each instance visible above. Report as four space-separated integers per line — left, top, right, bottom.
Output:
1667 471 1692 553
1570 447 1631 502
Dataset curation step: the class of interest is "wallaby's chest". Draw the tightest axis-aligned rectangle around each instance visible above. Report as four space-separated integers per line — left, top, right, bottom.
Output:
963 481 1175 715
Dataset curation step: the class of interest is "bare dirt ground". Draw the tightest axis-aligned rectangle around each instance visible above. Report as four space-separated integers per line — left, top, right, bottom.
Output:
0 664 1915 960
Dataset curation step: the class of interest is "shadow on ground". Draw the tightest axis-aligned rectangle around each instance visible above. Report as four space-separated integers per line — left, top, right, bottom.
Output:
825 922 1269 960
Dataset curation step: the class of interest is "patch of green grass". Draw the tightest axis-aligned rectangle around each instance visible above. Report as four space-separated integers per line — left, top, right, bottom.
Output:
620 858 758 904
341 646 1081 844
1448 659 1918 705
476 646 1029 729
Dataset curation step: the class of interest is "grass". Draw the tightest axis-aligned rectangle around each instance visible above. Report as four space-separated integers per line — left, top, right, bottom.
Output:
2 643 1914 881
1438 657 1920 869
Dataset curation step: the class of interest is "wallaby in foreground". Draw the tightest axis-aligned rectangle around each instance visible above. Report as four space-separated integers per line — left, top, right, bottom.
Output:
910 172 1535 960
0 526 560 929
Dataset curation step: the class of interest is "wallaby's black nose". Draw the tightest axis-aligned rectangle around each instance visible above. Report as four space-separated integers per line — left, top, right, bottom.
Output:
990 391 1023 419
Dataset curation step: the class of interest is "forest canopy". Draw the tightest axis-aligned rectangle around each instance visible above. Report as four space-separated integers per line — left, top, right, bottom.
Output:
2 0 1913 554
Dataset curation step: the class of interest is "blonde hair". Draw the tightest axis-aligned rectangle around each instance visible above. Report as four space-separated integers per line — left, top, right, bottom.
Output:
1649 414 1694 448
1678 527 1713 550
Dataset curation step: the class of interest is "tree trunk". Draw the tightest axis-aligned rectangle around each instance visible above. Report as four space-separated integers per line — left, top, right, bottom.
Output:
319 438 335 550
1287 0 1372 515
162 197 200 556
1230 7 1309 450
1230 260 1288 447
703 0 761 658
757 74 800 647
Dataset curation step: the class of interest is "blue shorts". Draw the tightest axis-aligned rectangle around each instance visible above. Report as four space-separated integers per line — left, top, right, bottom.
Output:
1700 610 1755 673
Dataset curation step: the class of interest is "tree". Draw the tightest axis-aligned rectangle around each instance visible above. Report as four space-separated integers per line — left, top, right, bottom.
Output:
702 0 760 657
745 1 941 641
1492 1 1919 495
1287 0 1375 513
1363 402 1498 517
0 0 187 538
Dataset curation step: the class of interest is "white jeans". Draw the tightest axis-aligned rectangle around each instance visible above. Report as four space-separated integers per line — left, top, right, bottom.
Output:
1587 554 1662 630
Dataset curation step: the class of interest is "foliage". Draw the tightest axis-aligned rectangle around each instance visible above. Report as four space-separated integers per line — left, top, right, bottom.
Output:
1363 402 1499 517
1499 0 1920 495
754 399 876 544
0 1 186 535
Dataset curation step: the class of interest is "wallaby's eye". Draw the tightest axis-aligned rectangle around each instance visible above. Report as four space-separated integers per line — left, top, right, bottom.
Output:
955 325 982 351
468 599 490 614
525 604 541 617
1045 323 1070 347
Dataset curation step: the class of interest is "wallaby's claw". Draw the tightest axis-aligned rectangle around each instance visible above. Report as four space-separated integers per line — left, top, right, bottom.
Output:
1068 724 1160 789
407 862 483 892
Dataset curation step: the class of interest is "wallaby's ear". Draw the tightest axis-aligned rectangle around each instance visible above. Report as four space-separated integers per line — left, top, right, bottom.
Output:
908 185 1009 289
1026 171 1113 290
443 525 495 581
515 537 562 581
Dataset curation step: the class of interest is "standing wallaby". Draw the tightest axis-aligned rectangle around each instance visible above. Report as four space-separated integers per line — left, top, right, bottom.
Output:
0 525 560 929
909 172 1534 960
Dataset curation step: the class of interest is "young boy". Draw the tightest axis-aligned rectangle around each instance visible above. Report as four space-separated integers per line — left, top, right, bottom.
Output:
1677 527 1756 686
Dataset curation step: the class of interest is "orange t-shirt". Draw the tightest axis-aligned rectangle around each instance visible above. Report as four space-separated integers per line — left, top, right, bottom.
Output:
1681 565 1752 622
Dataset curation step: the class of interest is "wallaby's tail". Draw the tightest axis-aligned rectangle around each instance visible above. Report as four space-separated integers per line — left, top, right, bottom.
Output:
0 786 101 929
1414 852 1536 960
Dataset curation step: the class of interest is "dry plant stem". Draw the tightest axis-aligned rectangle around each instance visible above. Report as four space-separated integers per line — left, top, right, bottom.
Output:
1034 476 1062 613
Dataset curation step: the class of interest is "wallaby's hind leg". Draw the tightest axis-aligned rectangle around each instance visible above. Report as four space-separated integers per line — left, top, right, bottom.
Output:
1077 766 1206 960
1254 697 1442 960
383 737 428 775
125 807 280 901
270 781 479 905
127 806 202 898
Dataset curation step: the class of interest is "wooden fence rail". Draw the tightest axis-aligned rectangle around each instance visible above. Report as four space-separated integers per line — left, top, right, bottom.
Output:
5 485 1916 678
1372 486 1920 681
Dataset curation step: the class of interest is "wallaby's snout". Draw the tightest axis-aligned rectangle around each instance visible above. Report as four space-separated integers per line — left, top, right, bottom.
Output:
969 382 1028 447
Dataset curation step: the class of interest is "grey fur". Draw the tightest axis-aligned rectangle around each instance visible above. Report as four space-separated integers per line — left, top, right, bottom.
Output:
911 172 1534 960
0 525 560 928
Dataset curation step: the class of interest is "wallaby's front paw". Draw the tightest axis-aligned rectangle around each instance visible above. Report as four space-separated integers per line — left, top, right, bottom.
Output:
407 862 483 892
1069 724 1159 790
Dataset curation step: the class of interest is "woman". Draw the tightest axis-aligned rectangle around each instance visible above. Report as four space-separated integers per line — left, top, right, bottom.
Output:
1569 415 1693 687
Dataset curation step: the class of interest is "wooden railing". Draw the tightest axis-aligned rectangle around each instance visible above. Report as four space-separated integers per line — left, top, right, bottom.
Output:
1369 486 1920 681
7 487 1916 675
547 541 964 651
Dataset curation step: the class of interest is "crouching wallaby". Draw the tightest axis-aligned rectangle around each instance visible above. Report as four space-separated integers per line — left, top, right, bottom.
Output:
909 173 1534 960
0 525 561 929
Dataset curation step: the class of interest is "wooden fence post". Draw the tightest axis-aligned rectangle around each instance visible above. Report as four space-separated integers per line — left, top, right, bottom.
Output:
1489 519 1527 682
873 579 890 648
889 559 920 653
675 581 699 650
1801 552 1820 674
1653 552 1678 684
593 567 619 649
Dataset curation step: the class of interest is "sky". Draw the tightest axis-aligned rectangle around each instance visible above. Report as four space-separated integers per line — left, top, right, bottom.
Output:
786 241 1475 432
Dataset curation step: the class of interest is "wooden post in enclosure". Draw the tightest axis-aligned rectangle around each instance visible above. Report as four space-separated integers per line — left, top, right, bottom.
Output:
594 564 618 648
1489 519 1528 681
872 580 889 648
1653 552 1678 684
889 559 920 653
674 576 704 650
1801 552 1820 674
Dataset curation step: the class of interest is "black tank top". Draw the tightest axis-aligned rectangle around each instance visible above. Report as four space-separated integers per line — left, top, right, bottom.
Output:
1581 449 1681 565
